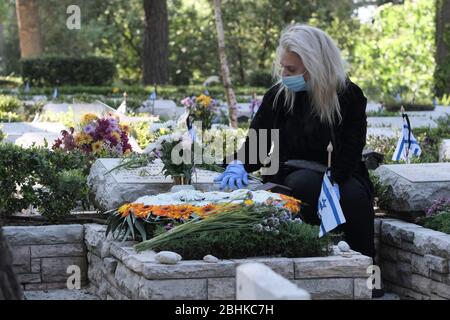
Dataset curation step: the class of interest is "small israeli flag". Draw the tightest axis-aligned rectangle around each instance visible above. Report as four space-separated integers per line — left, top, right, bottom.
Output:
24 81 30 94
318 173 346 237
392 118 421 162
149 90 157 101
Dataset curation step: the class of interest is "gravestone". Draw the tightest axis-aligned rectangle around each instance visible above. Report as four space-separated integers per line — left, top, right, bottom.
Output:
15 132 60 149
367 127 397 138
136 100 184 118
87 158 262 210
368 117 437 129
0 122 65 144
42 102 119 123
439 139 450 162
374 163 450 213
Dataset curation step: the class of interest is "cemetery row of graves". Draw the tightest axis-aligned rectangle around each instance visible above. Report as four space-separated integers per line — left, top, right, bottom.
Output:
1 83 450 300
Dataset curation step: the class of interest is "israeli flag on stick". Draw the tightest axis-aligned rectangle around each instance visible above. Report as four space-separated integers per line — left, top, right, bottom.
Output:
318 172 346 237
149 90 157 101
392 117 421 162
52 87 59 99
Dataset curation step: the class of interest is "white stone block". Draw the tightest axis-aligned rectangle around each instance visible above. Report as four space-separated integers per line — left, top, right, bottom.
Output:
236 263 310 300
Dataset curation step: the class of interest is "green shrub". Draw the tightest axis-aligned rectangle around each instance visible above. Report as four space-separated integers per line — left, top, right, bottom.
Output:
369 172 393 210
0 85 267 102
384 103 435 112
248 70 274 88
21 56 116 86
0 126 4 142
419 212 450 235
0 111 21 122
0 143 91 221
0 95 22 113
150 222 334 260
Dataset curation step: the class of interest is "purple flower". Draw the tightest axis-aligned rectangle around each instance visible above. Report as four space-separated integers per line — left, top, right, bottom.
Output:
426 198 450 217
84 124 95 135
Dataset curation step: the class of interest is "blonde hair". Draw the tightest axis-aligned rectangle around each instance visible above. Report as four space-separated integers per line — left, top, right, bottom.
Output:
272 24 348 126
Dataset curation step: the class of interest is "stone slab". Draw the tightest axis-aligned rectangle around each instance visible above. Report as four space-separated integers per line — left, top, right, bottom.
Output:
375 164 450 212
236 263 310 300
3 225 84 245
87 158 262 210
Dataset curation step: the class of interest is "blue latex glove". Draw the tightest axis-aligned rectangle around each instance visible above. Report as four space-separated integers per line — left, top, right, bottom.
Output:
214 160 249 190
333 183 340 201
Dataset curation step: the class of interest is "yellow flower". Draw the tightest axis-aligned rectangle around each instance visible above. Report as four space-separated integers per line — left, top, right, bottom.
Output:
196 94 212 108
81 113 98 125
120 124 130 133
159 127 169 135
112 87 120 94
111 131 121 141
91 141 103 153
118 203 133 217
74 132 93 145
244 199 255 206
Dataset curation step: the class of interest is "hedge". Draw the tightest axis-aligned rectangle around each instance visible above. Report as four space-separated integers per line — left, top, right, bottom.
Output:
0 143 91 221
21 56 116 86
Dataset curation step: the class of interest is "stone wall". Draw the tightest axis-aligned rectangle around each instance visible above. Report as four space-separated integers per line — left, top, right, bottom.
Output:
375 218 450 300
84 224 373 300
3 224 87 291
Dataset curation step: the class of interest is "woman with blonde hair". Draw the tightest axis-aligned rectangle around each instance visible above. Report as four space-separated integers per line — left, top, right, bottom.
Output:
216 24 375 262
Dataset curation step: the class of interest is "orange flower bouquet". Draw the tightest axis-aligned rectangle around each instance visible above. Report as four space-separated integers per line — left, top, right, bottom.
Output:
105 189 303 243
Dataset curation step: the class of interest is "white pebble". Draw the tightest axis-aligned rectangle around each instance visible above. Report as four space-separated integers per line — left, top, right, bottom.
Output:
337 241 351 252
203 255 219 263
155 251 182 265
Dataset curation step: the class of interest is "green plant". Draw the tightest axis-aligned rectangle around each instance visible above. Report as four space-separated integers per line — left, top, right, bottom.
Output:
0 143 91 221
130 121 152 149
21 56 116 86
417 212 450 234
369 171 392 210
0 111 21 122
0 126 4 142
150 222 332 260
248 70 274 88
0 95 22 113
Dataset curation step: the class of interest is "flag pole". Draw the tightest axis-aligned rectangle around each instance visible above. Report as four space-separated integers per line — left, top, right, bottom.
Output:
327 141 333 169
327 141 333 180
400 105 411 164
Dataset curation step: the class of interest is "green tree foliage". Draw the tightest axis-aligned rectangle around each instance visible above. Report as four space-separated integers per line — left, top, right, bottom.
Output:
0 0 441 102
352 0 436 101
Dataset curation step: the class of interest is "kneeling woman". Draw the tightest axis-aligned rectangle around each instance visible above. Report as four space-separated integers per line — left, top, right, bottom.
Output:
216 24 375 259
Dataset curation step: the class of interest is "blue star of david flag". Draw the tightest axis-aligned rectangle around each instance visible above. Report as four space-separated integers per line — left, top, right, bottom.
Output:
318 172 346 237
24 81 30 94
392 118 421 162
149 90 157 101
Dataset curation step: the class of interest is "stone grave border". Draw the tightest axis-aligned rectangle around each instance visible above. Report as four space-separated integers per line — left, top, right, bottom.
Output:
375 218 450 299
3 223 373 300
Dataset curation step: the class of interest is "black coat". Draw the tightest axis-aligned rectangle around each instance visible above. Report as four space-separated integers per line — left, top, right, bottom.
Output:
236 79 373 196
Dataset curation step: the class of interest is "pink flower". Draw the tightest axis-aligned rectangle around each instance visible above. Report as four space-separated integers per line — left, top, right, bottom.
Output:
181 97 193 108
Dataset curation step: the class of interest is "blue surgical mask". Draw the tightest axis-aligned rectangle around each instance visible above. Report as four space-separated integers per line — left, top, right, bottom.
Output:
282 73 308 92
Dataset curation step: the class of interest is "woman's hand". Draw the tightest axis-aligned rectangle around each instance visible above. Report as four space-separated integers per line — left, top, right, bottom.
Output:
214 160 249 190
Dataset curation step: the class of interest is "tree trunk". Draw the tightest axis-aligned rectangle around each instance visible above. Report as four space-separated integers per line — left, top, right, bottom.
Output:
142 0 169 85
213 0 238 129
436 0 450 97
15 0 43 58
0 222 23 300
0 23 4 72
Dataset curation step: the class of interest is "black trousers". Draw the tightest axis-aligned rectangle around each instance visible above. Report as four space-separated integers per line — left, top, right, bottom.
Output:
279 168 375 259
